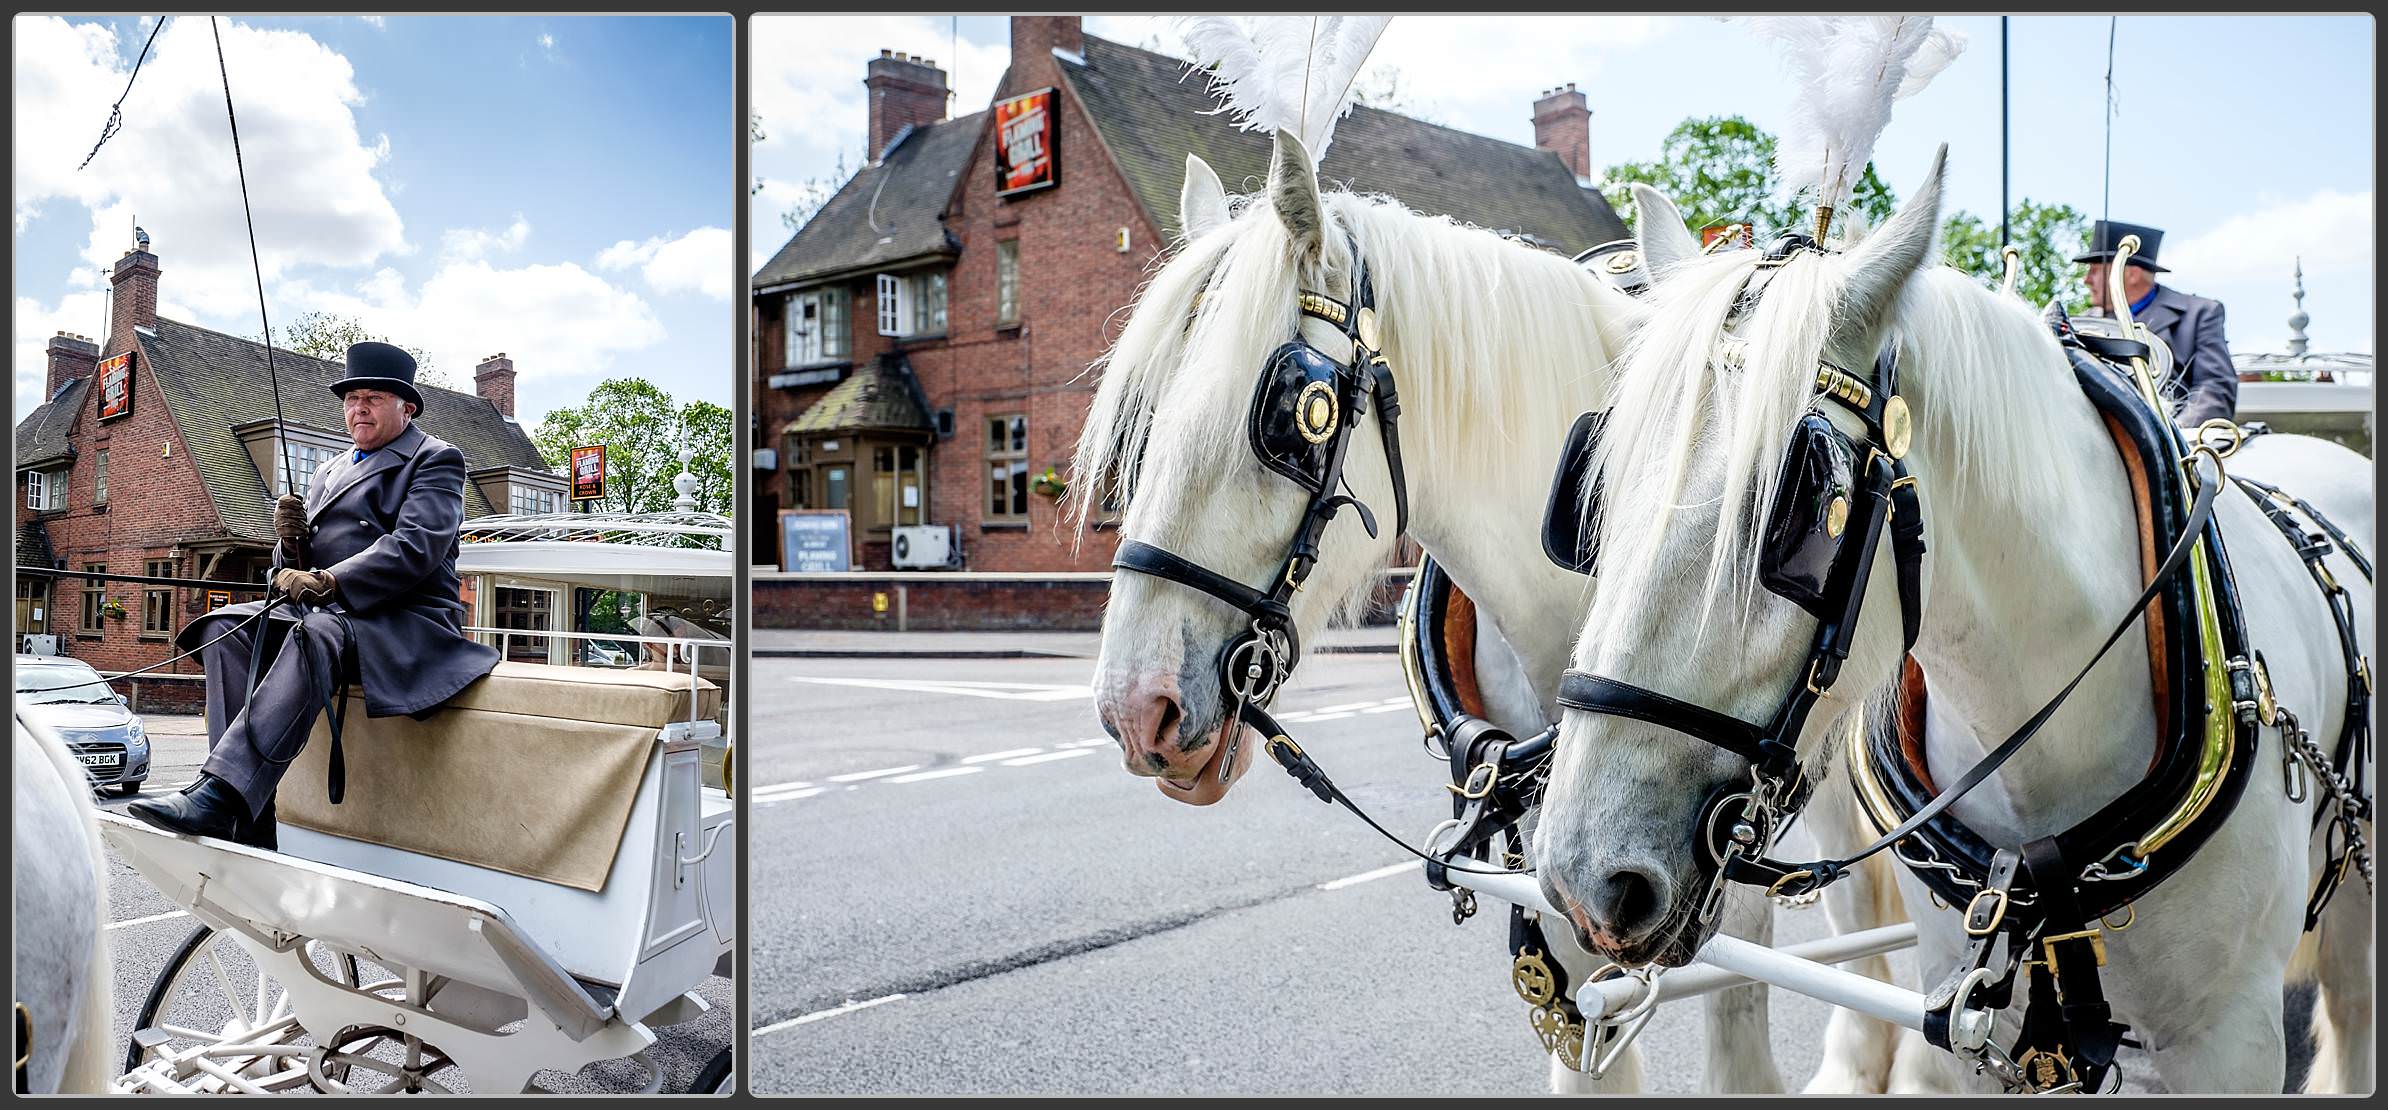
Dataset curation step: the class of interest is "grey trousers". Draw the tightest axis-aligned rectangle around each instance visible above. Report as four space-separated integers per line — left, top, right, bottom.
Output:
199 612 355 819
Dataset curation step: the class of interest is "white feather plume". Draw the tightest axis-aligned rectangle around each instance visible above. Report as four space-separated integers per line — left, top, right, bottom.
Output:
1732 16 1966 212
1171 15 1393 163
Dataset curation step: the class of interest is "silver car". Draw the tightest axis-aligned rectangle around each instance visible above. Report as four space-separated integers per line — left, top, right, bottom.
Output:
14 655 151 795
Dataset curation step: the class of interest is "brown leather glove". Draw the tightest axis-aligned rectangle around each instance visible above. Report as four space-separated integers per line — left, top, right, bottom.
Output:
274 494 308 563
272 567 337 605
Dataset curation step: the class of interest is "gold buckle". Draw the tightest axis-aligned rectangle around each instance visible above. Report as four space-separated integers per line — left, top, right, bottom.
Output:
1449 761 1499 800
2016 1047 2079 1093
1964 888 2010 936
2041 927 2108 968
1805 658 1833 697
1766 869 1815 898
1267 734 1303 762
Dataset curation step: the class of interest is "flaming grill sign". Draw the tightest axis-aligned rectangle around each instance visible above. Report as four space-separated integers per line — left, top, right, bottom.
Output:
995 88 1057 196
571 444 607 502
96 351 134 420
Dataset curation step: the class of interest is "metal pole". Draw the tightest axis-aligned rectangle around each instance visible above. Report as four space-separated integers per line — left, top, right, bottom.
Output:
1999 17 2011 247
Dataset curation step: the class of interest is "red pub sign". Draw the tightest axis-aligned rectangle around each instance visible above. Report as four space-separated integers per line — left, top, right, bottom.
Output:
994 87 1058 196
570 444 607 502
96 351 134 420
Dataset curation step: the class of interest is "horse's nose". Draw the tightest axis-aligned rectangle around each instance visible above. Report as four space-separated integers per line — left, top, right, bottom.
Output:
1582 863 1674 946
1101 678 1198 779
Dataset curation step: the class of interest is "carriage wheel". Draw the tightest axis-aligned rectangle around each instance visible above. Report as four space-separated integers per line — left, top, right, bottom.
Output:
122 922 362 1091
690 1046 734 1094
305 1024 464 1094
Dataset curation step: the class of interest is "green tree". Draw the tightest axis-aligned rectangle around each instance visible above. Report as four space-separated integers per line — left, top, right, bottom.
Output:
275 312 451 390
1938 201 2091 312
1602 116 1894 240
532 380 732 517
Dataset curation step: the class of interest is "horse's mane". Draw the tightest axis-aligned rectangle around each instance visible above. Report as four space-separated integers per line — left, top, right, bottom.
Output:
1069 188 1636 537
1584 244 2079 644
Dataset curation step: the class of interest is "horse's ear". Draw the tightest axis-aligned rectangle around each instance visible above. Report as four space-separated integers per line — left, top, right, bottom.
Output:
1268 130 1325 262
1833 144 1946 353
1180 153 1231 242
1629 184 1700 279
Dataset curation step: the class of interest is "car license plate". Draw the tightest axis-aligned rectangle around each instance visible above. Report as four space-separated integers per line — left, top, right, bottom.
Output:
77 752 122 769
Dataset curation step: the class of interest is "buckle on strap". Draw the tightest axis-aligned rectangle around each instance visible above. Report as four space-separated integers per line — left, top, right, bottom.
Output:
2041 927 2109 969
1964 888 2011 937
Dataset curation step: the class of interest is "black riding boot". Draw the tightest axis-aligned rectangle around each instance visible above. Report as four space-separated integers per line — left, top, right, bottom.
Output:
126 774 274 850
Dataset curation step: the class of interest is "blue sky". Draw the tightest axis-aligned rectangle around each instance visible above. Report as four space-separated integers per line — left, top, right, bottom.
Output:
14 14 734 427
754 14 2372 356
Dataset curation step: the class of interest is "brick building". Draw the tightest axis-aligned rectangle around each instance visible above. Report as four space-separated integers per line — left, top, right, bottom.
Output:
752 16 1627 584
14 238 561 702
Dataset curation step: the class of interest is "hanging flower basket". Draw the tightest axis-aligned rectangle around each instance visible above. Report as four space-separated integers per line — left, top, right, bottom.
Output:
1031 467 1067 500
100 598 129 620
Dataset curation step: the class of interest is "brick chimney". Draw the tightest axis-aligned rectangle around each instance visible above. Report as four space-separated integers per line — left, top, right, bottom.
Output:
108 246 161 353
866 50 950 162
1010 16 1083 75
475 353 516 417
1532 83 1593 185
45 333 99 399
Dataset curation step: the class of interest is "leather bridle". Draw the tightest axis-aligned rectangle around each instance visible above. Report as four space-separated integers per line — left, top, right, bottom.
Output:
1113 234 1409 780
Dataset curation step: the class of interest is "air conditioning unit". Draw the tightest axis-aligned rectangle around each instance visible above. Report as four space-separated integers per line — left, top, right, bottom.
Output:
891 524 956 569
21 635 59 656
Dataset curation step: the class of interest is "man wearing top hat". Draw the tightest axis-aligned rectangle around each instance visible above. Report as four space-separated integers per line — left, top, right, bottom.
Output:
129 342 500 847
2077 219 2238 427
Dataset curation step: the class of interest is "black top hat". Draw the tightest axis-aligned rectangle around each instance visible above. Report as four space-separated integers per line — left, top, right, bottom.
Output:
2072 219 2170 273
328 341 424 411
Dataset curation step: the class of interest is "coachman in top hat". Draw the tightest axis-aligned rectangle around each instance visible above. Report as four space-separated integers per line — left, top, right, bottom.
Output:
2076 219 2238 427
129 342 500 846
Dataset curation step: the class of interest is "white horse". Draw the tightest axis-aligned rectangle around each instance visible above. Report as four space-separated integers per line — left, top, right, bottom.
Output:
1071 129 1901 1093
1533 147 2373 1093
13 709 115 1093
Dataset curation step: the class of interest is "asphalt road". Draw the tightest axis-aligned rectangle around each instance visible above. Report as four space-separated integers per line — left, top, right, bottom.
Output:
749 653 2322 1096
750 653 1874 1095
92 724 732 1095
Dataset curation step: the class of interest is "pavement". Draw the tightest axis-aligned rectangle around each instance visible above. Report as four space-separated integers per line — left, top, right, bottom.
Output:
750 623 1398 658
89 724 732 1094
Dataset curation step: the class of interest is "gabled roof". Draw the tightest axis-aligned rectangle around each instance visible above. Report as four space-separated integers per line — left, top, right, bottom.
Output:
784 353 933 435
753 111 987 292
17 522 55 568
1059 35 1627 252
13 378 88 469
138 318 551 541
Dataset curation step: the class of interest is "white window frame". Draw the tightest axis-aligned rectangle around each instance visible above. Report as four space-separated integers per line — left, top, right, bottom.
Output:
876 273 908 337
510 484 561 516
25 468 66 511
277 440 342 498
789 287 849 365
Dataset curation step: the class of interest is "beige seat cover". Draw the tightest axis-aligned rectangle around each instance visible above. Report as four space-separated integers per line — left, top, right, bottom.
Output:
277 663 720 892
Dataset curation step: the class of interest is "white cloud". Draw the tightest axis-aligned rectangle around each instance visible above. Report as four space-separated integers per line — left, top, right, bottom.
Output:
539 32 556 53
275 258 666 406
2165 189 2373 285
597 226 731 300
359 16 385 30
12 16 406 319
440 215 531 262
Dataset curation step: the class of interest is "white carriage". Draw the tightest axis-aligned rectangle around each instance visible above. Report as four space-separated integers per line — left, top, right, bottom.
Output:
104 488 738 1095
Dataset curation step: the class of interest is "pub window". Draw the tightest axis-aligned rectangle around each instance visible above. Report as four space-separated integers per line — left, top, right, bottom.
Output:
986 414 1029 521
492 586 554 663
277 440 340 497
26 468 66 511
790 287 849 364
142 558 175 636
79 564 106 633
996 240 1020 327
876 271 948 338
94 448 109 505
915 271 948 336
873 445 925 527
511 485 560 515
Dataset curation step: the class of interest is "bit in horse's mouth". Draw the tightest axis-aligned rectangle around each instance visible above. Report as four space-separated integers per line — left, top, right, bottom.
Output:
1160 717 1238 792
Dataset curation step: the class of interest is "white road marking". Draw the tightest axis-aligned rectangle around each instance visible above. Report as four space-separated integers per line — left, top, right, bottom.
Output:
1317 861 1420 891
755 993 907 1035
1306 712 1355 722
1057 737 1115 749
750 780 811 794
107 909 191 931
886 766 985 784
1362 703 1411 714
792 677 1091 702
754 787 825 804
1001 749 1097 767
1312 702 1377 714
827 765 923 783
963 747 1044 764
